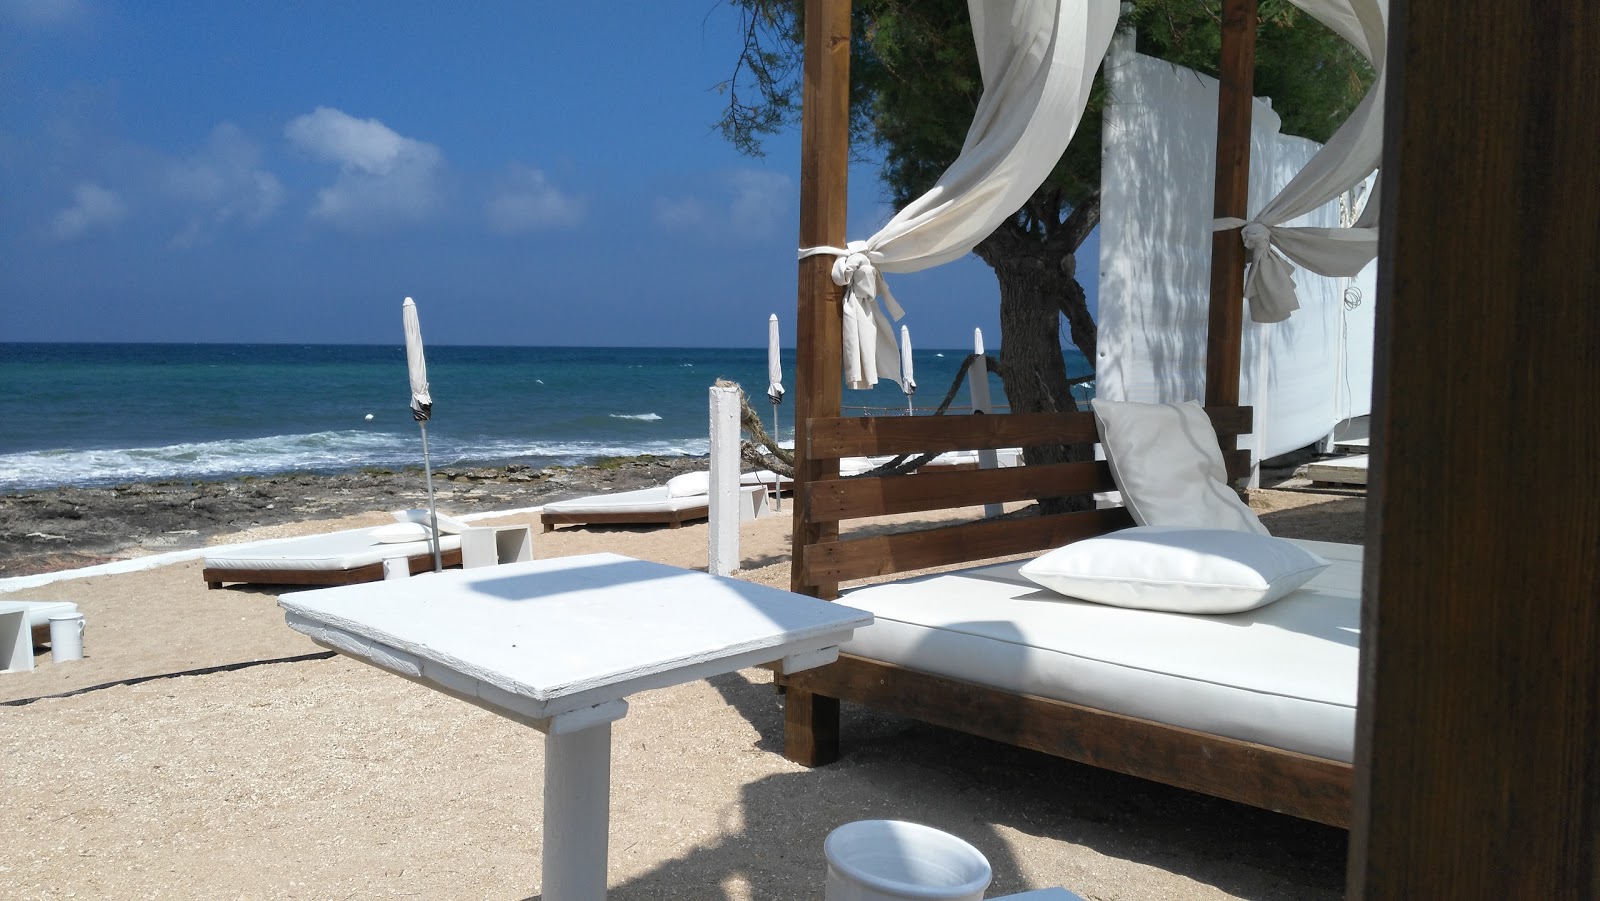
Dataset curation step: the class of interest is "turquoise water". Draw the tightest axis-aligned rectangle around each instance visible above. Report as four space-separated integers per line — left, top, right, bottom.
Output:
1 343 1092 490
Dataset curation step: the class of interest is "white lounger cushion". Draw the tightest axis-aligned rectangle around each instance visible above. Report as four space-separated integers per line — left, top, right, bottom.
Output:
840 539 1362 762
204 528 463 573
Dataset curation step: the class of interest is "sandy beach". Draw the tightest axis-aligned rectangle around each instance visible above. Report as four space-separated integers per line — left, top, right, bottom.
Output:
1 474 1364 900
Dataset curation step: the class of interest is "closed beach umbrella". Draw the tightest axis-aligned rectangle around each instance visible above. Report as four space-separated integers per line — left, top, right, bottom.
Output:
767 313 785 510
900 324 916 414
402 297 442 573
767 314 785 407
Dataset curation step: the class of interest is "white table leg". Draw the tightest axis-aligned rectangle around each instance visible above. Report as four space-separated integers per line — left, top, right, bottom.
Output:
542 720 613 901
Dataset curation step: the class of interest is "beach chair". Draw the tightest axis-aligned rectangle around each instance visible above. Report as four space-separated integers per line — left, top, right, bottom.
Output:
540 472 772 532
202 514 532 589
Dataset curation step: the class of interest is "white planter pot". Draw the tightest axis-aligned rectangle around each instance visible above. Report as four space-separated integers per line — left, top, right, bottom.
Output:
48 613 85 662
825 819 992 901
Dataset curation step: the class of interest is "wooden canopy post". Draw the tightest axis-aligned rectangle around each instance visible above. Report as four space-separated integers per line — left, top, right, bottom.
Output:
784 0 852 768
1205 0 1257 449
790 0 851 600
1349 0 1600 896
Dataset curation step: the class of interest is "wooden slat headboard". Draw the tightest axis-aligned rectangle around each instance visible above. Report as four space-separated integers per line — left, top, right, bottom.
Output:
795 406 1253 597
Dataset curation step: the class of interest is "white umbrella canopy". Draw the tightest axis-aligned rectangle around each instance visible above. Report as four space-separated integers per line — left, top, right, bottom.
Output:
767 314 785 510
403 298 432 422
899 324 916 414
402 296 441 572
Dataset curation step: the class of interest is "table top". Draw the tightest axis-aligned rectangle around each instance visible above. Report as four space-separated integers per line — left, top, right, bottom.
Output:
279 553 871 722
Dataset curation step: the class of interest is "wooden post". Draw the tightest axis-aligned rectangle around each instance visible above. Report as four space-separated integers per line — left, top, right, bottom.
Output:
790 0 850 599
1350 0 1600 896
1204 0 1256 449
784 0 851 770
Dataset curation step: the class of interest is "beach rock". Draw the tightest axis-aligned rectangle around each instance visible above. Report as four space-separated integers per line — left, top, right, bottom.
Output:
0 455 711 578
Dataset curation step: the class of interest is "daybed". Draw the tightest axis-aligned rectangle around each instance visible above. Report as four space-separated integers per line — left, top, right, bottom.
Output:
776 0 1364 828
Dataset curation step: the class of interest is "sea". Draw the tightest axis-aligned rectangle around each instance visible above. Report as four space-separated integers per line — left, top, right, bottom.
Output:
0 343 1093 492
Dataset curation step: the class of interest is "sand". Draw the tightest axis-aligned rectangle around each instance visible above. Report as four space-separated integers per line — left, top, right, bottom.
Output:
0 486 1361 900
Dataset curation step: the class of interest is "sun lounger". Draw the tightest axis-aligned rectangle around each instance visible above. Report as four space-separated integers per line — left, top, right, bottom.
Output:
202 520 533 589
541 483 767 532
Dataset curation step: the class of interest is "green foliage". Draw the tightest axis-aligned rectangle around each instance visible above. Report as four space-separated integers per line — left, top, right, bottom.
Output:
719 0 1372 212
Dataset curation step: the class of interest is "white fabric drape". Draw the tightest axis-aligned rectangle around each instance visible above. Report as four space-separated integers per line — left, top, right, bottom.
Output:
1214 0 1387 323
801 0 1120 389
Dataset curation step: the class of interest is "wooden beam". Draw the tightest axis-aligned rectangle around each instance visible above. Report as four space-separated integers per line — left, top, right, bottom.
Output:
790 0 852 599
1205 0 1256 442
803 508 1135 584
808 407 1253 457
1350 0 1600 896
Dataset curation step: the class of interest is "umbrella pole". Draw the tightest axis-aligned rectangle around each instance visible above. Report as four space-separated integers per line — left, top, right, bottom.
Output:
418 421 442 573
771 400 782 512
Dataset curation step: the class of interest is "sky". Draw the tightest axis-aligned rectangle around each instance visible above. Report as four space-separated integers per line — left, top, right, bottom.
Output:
0 0 1096 349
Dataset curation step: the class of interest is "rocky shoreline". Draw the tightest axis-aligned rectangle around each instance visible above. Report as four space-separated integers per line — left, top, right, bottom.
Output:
0 455 711 578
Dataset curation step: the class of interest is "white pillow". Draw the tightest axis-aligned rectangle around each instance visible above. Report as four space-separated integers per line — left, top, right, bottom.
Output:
1091 398 1268 535
665 471 712 498
371 522 432 544
390 509 468 534
1018 525 1330 614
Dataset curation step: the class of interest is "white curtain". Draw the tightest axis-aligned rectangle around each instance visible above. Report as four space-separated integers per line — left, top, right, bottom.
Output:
1214 0 1388 323
801 0 1120 389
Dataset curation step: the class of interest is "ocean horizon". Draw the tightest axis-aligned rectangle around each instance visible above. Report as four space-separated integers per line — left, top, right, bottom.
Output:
2 342 1091 492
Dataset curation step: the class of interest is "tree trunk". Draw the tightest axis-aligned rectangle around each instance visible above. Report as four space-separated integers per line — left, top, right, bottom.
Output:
979 242 1095 514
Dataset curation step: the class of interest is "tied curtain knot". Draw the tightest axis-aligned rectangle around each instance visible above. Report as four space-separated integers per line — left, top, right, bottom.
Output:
800 242 906 389
1239 221 1274 258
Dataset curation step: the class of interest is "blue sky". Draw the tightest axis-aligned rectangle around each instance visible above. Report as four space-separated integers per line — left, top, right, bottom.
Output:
1 0 1095 349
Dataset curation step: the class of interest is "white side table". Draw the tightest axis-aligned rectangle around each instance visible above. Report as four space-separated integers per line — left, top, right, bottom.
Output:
280 552 872 901
0 602 33 673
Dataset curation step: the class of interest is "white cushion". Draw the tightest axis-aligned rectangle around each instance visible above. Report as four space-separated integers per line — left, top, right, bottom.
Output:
391 509 468 534
205 529 463 572
665 471 712 498
1019 526 1330 614
840 540 1363 762
1091 398 1268 535
371 522 432 544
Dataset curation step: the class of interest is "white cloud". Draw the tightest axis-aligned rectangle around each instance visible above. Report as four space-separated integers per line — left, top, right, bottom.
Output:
50 182 126 240
652 196 707 230
285 107 444 230
486 165 584 234
652 168 792 239
165 123 283 248
726 169 792 237
2 0 90 28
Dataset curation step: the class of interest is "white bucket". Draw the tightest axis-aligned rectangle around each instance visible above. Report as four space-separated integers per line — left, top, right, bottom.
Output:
382 557 412 580
48 613 85 662
825 820 992 901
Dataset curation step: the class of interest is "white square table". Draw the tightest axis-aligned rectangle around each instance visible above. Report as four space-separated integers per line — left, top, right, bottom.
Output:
279 552 872 900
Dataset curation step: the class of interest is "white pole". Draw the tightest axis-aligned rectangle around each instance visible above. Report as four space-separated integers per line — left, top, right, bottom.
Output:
708 385 742 576
970 329 1003 518
419 422 443 572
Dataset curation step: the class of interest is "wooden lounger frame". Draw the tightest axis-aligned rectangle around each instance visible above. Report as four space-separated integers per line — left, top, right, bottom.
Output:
780 0 1352 827
204 547 464 590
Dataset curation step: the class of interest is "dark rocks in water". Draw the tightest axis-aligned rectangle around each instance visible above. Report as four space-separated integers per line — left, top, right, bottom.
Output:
0 455 711 578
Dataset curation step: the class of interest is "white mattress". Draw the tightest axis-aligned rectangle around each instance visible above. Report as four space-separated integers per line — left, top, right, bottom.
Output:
542 486 708 516
204 529 463 573
838 539 1364 762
